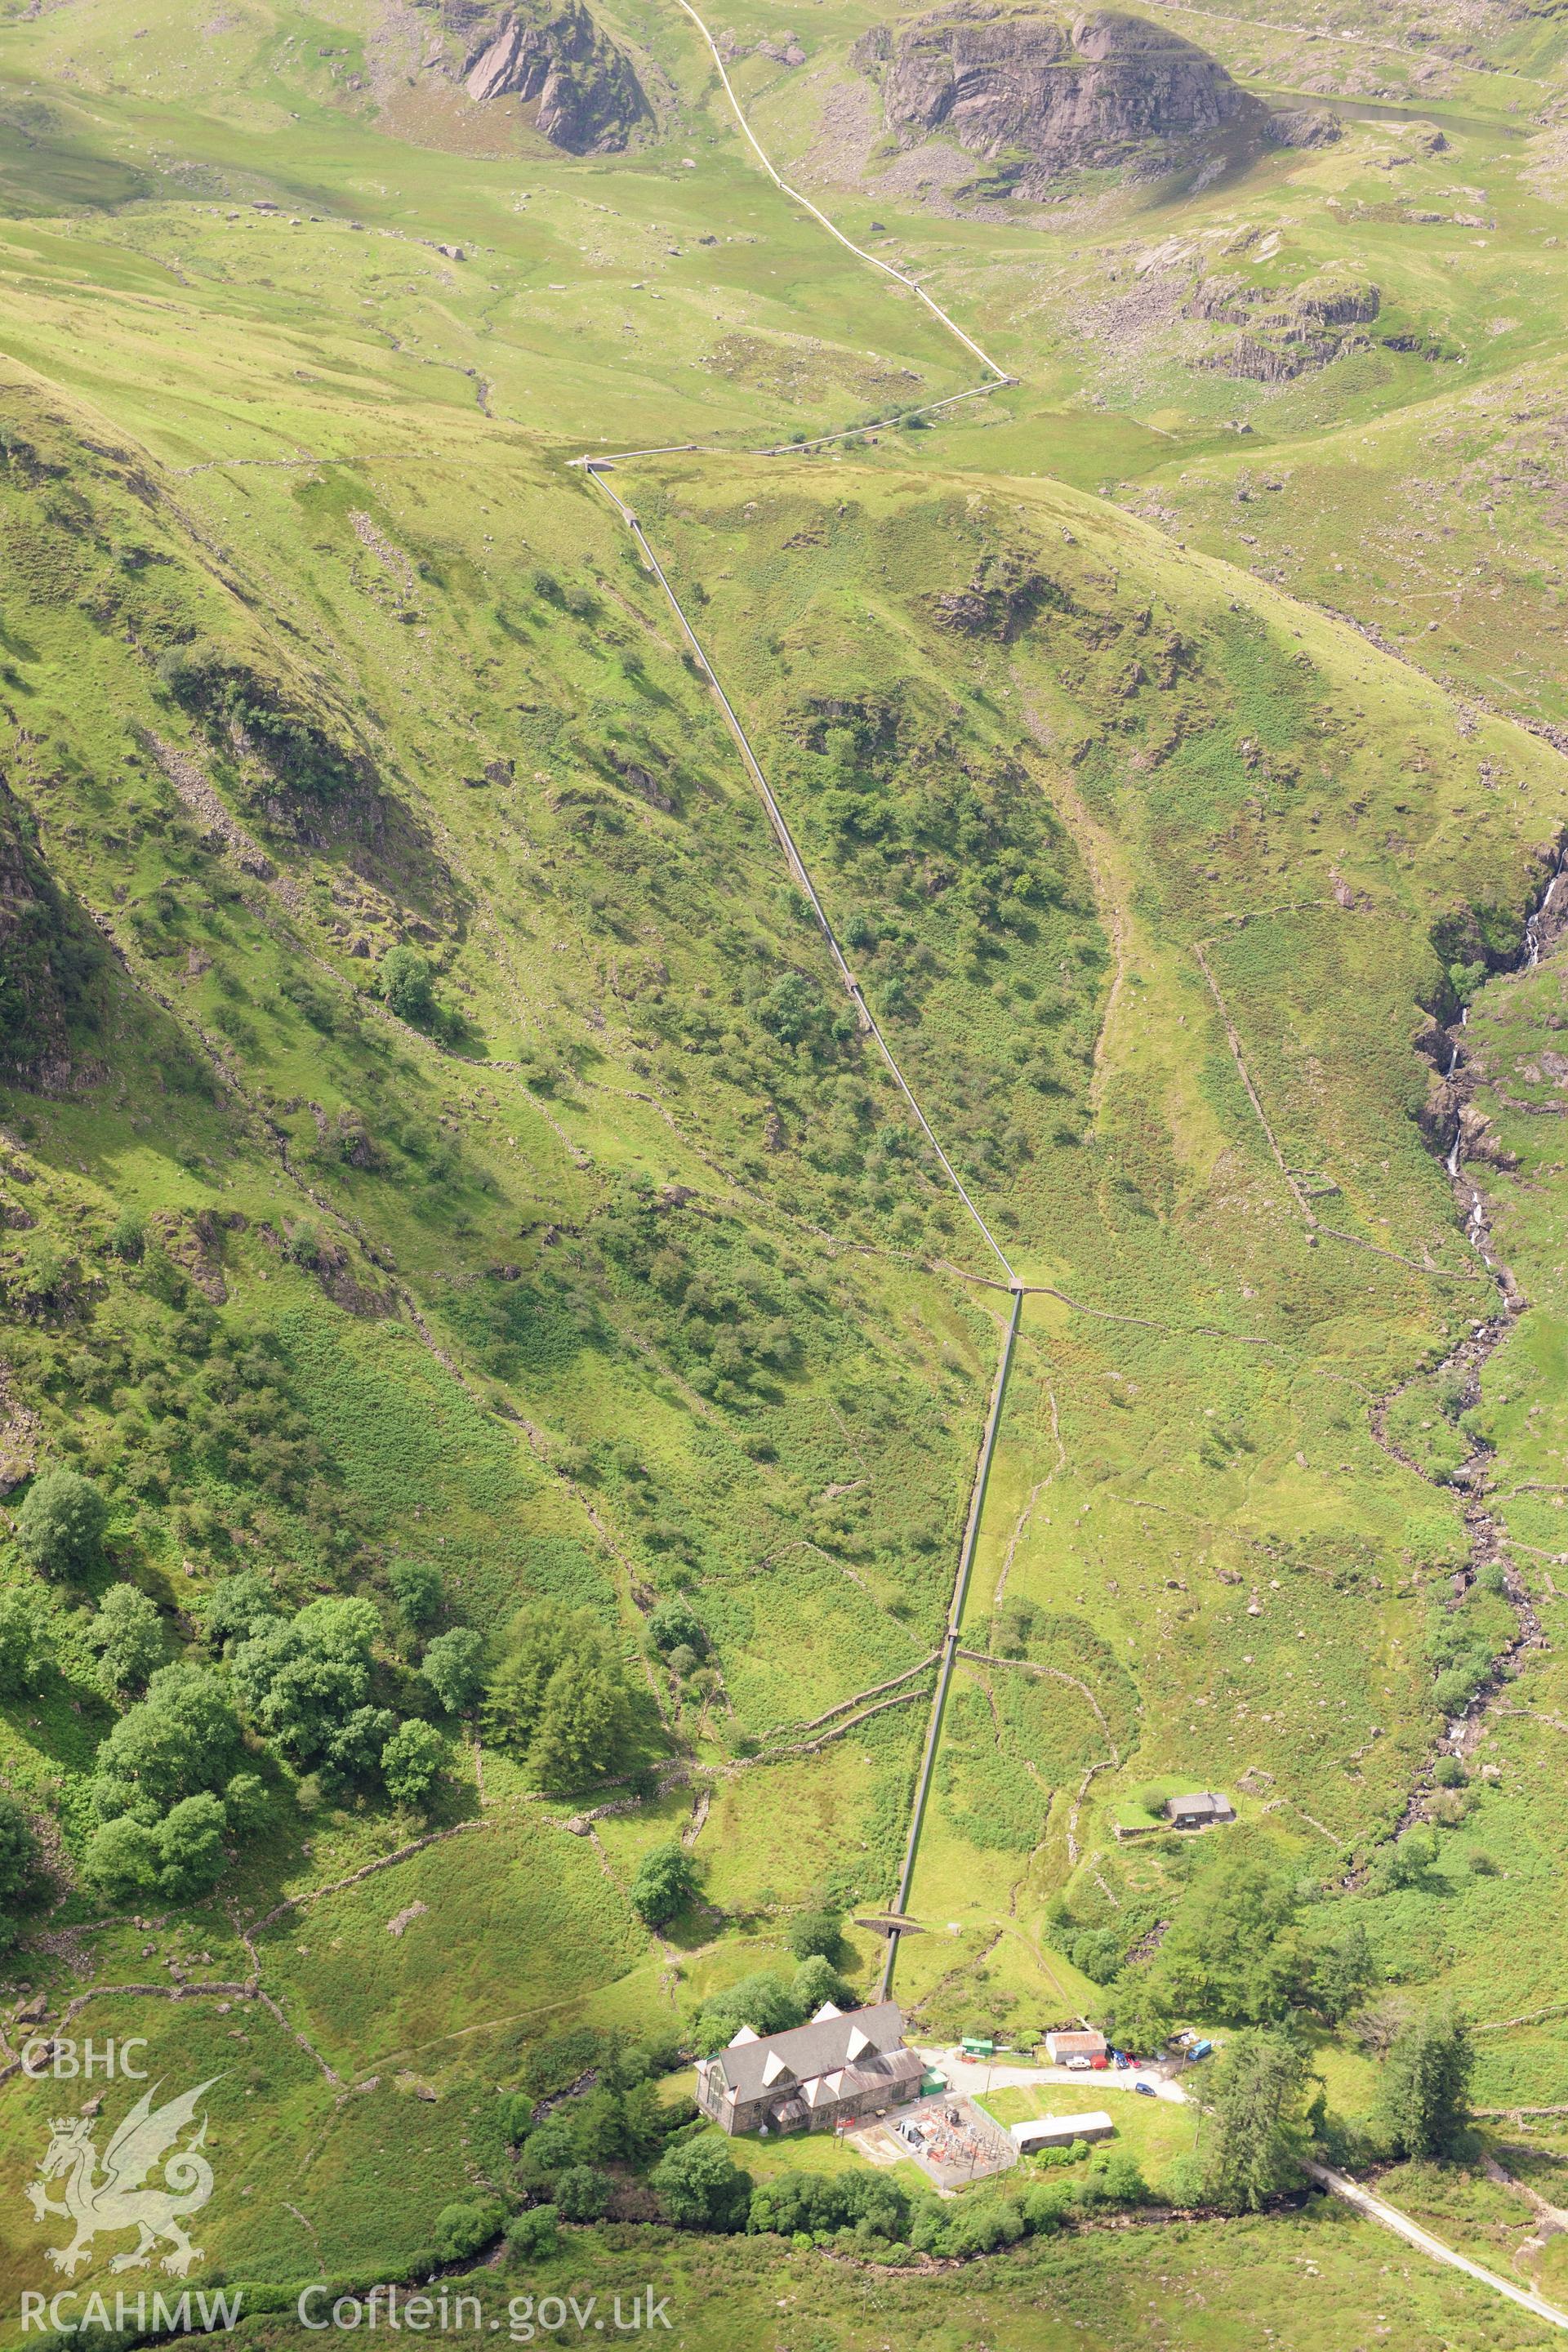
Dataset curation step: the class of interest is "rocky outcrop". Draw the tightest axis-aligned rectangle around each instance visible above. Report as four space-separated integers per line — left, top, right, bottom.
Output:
856 5 1245 184
457 1 651 152
1287 274 1380 329
1419 1067 1519 1173
1187 270 1379 382
929 550 1071 637
719 27 806 67
1265 106 1340 149
1185 273 1267 325
1532 866 1568 957
1196 332 1351 383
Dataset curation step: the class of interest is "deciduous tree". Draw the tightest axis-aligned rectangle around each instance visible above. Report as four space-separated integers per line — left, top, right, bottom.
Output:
421 1626 485 1715
231 1595 379 1760
92 1584 165 1699
0 1586 49 1698
650 2136 752 2231
630 1840 697 1928
93 1663 243 1814
381 1717 445 1806
16 1471 108 1579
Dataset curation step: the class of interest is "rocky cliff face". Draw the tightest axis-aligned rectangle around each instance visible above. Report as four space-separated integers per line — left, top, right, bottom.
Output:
1187 269 1380 381
451 1 651 153
855 4 1245 181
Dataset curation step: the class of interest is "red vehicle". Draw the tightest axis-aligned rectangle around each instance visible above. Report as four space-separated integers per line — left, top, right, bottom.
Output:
1089 2055 1110 2070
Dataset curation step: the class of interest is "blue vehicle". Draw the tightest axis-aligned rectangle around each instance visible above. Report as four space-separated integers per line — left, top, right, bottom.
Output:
1187 2039 1215 2063
1134 2081 1157 2098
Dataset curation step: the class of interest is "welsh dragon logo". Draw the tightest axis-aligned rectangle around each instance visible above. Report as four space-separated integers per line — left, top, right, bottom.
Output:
25 2078 218 2277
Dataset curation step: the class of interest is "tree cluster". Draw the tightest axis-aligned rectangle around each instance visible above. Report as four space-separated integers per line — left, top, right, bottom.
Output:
60 1541 461 1902
499 2038 696 2229
1098 1841 1379 2051
483 1601 644 1791
690 1957 855 2052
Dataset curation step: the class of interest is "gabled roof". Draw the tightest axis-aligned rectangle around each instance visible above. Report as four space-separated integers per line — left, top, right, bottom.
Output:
706 2001 906 2103
1166 1790 1231 1817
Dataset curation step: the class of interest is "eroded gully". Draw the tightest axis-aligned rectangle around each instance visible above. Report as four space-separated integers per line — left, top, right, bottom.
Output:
1363 845 1568 1844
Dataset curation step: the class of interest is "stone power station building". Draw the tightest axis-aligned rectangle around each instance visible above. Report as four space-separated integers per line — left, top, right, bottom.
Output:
696 2001 924 2136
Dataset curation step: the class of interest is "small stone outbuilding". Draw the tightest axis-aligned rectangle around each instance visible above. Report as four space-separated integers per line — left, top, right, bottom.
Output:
1165 1791 1235 1828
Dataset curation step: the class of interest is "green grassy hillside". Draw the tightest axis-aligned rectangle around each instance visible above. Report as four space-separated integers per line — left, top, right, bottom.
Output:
2 0 1568 2341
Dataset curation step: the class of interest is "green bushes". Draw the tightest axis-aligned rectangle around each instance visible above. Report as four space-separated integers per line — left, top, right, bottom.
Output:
690 1958 854 2052
786 1908 844 1963
431 2200 504 2261
745 2139 1149 2259
229 1594 380 1764
93 1664 243 1814
0 1586 49 1697
381 1719 446 1808
390 1556 443 1627
85 1791 229 1902
596 1179 808 1405
188 1339 326 1505
757 973 840 1059
504 2206 558 2260
1424 1583 1510 1718
507 2042 692 2199
792 683 1069 962
207 1571 280 1651
379 947 437 1027
554 2165 612 2221
83 1650 266 1905
497 2091 534 2147
1366 1828 1441 1896
1064 1926 1123 1984
750 2168 911 2244
646 1596 707 1659
648 2137 751 2231
156 639 357 798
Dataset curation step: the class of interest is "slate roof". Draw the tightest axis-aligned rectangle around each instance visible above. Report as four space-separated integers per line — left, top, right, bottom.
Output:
705 2001 906 2102
1166 1791 1232 1820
